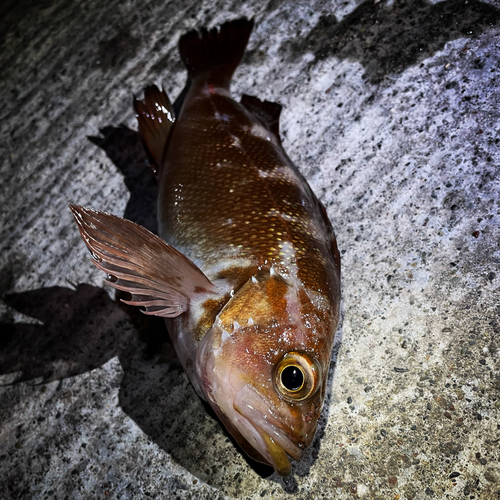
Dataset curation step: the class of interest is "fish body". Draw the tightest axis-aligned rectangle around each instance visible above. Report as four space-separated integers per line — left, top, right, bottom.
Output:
71 18 340 475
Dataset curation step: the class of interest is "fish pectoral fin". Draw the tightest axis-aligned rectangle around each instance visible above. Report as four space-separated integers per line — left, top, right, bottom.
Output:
133 85 175 171
240 94 282 142
70 205 218 318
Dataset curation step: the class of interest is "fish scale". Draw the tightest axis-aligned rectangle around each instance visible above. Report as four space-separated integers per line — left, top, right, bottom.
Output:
71 17 341 476
160 94 331 293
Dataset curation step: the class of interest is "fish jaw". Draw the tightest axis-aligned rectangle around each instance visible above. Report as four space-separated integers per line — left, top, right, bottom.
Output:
233 383 306 475
195 318 325 476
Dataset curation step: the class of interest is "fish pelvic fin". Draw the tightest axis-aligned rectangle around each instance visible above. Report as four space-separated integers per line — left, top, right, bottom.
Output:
179 17 254 88
240 94 282 143
70 205 218 318
133 85 175 172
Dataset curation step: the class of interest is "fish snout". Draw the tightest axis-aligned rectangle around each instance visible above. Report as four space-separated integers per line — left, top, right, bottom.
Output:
233 384 311 475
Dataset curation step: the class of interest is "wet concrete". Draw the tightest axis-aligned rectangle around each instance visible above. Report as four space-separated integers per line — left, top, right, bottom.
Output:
1 0 499 498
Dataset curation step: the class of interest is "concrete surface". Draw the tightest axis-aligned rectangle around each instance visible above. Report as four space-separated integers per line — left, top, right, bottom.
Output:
1 0 499 498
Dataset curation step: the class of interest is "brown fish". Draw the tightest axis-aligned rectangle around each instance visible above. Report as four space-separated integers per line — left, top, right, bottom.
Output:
71 18 341 476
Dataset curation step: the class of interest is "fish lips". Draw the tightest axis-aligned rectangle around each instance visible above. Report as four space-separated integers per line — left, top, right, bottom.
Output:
195 324 312 475
233 383 305 476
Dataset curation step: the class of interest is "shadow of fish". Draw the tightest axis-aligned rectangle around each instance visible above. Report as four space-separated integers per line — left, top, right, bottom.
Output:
71 17 341 476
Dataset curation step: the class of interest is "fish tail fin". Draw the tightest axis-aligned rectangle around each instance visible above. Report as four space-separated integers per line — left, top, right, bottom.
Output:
133 85 175 171
179 17 254 88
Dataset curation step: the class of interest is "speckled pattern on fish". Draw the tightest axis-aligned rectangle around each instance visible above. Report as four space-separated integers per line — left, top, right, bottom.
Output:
70 18 341 476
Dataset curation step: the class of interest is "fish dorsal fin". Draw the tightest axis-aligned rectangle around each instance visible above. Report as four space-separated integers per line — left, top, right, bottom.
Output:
240 94 282 143
179 18 254 88
70 205 218 317
133 85 175 172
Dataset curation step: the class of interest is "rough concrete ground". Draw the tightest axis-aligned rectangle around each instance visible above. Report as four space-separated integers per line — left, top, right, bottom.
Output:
1 0 499 498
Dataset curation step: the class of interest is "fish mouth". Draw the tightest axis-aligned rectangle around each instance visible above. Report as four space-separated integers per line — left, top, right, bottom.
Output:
233 384 303 476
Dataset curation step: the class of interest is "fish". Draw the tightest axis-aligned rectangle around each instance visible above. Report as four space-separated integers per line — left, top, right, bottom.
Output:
70 17 341 476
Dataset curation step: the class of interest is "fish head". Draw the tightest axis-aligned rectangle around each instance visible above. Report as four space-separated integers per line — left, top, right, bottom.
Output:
195 273 334 475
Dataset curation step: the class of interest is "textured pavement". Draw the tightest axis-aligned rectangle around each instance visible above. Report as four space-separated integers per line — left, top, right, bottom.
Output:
1 0 499 498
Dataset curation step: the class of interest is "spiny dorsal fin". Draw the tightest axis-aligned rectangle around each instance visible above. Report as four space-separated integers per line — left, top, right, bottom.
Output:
179 18 254 88
240 94 282 142
133 85 175 172
70 205 218 317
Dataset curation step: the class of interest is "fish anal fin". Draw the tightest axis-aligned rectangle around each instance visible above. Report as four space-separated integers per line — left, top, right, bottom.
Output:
133 85 175 172
179 18 254 88
70 205 218 318
240 94 282 143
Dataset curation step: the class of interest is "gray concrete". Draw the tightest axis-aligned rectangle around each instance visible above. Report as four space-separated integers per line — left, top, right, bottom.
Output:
1 0 499 498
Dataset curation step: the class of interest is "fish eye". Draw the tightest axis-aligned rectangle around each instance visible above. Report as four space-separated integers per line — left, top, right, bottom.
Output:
273 352 321 402
281 365 304 391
